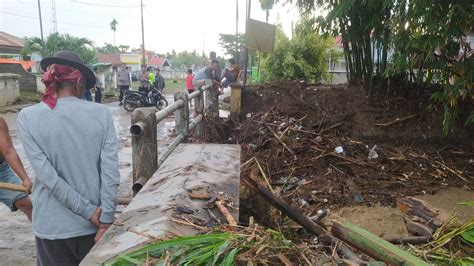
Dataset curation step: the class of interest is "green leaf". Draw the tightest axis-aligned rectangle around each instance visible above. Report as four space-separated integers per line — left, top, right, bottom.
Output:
460 228 474 244
459 201 474 208
222 248 239 266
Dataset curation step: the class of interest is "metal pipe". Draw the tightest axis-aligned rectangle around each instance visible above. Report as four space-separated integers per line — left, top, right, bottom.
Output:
130 121 146 136
155 99 184 122
132 176 147 194
157 134 185 168
189 114 203 131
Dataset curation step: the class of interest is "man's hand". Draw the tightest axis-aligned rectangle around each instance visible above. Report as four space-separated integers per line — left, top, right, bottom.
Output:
22 179 33 193
94 223 111 242
90 207 101 227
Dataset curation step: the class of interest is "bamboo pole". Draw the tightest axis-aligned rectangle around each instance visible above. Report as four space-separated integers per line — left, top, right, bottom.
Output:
0 182 29 193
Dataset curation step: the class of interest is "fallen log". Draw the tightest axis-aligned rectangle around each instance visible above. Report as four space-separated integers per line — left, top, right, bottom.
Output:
241 175 366 264
332 222 429 266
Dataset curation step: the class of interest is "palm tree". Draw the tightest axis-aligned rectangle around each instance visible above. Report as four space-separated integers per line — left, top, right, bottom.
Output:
21 33 96 65
259 0 275 23
110 19 118 46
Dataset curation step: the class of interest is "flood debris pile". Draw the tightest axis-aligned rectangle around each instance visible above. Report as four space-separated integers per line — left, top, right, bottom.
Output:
234 81 472 215
229 81 473 264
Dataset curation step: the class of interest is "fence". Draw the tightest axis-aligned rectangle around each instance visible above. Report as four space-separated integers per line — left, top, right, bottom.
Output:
129 84 215 194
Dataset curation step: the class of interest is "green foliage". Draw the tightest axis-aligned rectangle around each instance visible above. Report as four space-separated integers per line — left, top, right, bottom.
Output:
169 50 207 70
105 227 295 265
21 33 96 65
110 19 118 32
219 33 245 64
262 21 333 83
97 43 120 54
292 0 473 134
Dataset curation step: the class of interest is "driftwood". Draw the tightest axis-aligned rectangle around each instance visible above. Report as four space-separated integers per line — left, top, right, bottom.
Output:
215 200 237 226
332 222 429 266
397 197 446 235
373 114 418 127
242 175 367 264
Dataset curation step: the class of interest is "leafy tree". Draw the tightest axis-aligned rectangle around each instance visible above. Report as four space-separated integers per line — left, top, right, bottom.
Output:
97 43 120 54
262 20 333 83
110 18 118 46
218 33 245 65
118 45 130 53
169 50 207 70
292 0 473 134
21 33 96 65
259 0 275 23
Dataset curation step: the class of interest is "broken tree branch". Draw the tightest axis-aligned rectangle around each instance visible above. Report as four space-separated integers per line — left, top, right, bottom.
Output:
264 123 297 159
215 200 237 226
373 114 418 127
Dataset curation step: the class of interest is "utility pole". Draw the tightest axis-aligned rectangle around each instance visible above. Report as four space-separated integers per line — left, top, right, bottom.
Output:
140 0 146 67
243 0 251 85
37 0 44 40
235 0 239 63
51 0 58 33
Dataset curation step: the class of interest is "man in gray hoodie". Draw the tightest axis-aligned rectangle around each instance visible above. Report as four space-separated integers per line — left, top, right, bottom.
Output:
17 51 120 265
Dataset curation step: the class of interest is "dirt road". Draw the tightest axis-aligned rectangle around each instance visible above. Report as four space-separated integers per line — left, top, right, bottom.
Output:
0 100 175 266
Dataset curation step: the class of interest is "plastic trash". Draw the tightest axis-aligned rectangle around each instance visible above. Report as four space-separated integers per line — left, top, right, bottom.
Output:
368 145 379 160
335 146 344 154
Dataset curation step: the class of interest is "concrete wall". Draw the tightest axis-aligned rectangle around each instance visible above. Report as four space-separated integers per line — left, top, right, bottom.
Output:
0 73 20 107
0 63 37 91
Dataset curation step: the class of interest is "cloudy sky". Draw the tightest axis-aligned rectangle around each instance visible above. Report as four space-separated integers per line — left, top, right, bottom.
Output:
0 0 301 56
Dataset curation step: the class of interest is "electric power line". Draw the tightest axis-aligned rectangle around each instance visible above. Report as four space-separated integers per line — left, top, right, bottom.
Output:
0 10 99 28
70 0 140 8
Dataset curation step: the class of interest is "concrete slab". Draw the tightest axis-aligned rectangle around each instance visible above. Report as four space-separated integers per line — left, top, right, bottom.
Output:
81 144 241 265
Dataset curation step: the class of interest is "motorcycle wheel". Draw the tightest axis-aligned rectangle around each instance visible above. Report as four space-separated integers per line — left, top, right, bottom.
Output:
156 97 168 110
123 94 141 112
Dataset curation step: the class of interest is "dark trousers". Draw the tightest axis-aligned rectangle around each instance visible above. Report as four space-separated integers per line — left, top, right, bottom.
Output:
36 234 95 266
95 87 102 103
119 85 130 102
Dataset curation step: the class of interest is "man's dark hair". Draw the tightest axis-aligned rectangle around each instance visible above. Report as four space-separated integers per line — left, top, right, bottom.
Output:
187 68 192 74
210 51 216 59
229 58 236 65
211 59 219 65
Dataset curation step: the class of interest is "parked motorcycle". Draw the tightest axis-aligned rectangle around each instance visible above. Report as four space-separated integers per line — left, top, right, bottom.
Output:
122 88 168 112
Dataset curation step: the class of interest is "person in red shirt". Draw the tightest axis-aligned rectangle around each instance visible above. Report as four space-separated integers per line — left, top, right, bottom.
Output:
185 68 194 93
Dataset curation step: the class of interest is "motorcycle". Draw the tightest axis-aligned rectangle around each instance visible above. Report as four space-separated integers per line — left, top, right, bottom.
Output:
122 88 168 112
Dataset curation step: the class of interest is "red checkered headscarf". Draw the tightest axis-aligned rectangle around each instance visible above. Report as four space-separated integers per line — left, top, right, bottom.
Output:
42 64 85 109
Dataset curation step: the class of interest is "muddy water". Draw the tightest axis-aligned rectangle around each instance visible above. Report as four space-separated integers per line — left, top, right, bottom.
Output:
0 100 176 266
329 188 474 237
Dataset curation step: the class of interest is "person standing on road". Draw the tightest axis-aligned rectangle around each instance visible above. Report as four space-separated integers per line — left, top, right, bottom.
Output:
154 68 165 92
186 68 194 94
193 60 221 117
94 67 103 103
138 66 150 92
117 64 131 106
0 118 33 221
17 51 120 265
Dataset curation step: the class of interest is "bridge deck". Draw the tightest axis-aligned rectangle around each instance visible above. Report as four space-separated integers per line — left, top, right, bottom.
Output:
81 144 241 265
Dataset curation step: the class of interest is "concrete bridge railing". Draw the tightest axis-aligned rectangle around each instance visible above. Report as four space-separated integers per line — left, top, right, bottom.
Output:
129 85 215 194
